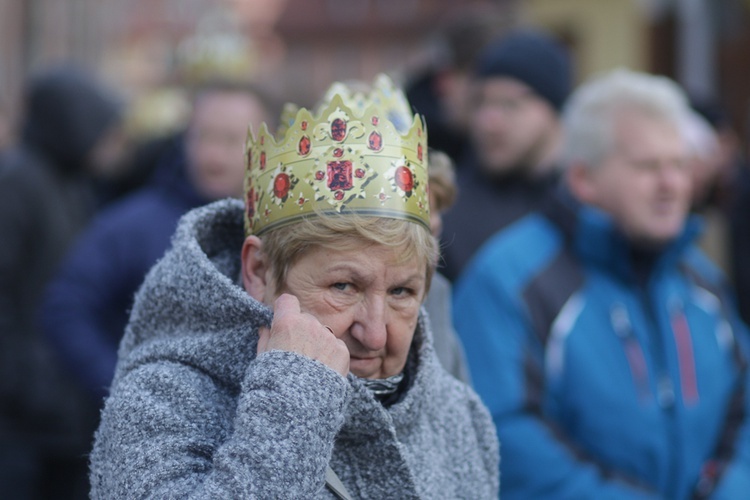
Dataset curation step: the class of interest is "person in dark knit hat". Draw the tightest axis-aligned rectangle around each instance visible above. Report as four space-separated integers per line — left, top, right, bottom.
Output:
440 28 573 282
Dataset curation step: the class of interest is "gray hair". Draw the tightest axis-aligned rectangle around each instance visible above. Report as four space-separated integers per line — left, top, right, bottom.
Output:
560 68 691 170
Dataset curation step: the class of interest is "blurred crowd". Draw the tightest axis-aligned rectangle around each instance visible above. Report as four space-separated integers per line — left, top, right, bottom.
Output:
2 6 750 499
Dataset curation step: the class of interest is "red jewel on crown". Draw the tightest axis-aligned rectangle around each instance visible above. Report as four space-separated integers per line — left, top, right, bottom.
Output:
331 118 347 142
395 165 414 193
260 151 266 170
333 148 344 158
301 120 308 131
273 173 291 199
246 187 255 219
327 160 353 191
298 136 311 156
368 131 383 151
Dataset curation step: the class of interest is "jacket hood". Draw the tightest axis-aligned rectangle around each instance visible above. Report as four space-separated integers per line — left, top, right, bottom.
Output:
21 64 123 174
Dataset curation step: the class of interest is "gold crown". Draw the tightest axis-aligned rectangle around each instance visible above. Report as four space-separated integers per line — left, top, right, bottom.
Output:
244 75 429 236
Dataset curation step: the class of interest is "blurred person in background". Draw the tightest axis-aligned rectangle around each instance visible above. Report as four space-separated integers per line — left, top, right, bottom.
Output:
0 63 125 500
682 108 731 275
0 96 12 152
454 69 750 499
424 148 471 384
733 156 750 326
731 117 750 326
687 98 750 327
39 80 273 402
405 4 515 162
439 29 572 282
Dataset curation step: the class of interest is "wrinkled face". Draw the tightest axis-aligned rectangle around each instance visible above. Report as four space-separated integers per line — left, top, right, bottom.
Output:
266 243 426 379
471 77 559 176
576 111 692 247
186 91 267 200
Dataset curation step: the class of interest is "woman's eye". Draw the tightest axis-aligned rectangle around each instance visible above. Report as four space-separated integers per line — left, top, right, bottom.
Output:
332 282 350 291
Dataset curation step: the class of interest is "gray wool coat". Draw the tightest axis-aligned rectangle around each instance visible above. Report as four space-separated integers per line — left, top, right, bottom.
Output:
89 199 499 499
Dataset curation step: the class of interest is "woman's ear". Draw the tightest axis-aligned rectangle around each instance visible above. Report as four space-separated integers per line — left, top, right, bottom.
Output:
241 235 268 301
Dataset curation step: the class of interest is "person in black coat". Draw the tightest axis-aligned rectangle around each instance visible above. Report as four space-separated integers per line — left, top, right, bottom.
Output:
0 63 124 500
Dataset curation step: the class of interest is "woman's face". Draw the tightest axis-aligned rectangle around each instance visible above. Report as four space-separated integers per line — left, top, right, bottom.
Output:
265 243 426 379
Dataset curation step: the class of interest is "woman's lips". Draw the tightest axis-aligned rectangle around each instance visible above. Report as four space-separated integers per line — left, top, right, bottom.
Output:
349 356 380 376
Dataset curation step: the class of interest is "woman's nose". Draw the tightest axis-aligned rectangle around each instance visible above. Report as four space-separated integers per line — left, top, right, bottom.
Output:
350 295 388 351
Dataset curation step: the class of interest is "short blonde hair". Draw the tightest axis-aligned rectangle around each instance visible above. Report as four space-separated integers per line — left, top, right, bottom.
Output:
261 214 439 297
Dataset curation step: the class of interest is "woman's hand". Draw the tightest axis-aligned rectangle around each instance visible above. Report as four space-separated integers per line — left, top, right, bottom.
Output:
257 293 350 377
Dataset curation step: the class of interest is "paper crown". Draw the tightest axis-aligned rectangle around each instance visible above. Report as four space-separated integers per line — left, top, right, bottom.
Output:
244 74 429 236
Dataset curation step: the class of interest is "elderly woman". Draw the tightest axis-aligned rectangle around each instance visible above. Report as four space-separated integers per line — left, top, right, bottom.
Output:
89 76 499 499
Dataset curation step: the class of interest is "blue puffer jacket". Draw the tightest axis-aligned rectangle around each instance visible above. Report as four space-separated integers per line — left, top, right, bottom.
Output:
454 193 750 499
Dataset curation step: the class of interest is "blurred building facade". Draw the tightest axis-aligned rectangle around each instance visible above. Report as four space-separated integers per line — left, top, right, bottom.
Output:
1 0 749 145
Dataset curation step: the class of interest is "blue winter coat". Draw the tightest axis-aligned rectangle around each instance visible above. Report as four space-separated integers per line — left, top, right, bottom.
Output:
454 193 750 499
39 139 209 400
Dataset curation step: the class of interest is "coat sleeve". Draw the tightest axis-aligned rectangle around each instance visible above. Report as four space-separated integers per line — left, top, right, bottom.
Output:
453 261 661 500
90 350 350 499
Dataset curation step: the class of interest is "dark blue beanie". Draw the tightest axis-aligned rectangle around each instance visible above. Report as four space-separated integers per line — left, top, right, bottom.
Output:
474 29 572 111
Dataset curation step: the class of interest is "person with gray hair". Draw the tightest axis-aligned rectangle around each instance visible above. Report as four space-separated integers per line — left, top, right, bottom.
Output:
453 68 750 498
